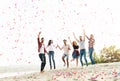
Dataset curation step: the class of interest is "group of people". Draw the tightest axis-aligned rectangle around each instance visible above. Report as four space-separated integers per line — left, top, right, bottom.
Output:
37 30 95 73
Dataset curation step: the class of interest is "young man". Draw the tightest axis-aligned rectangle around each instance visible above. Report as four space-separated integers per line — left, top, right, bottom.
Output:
57 39 71 68
37 32 47 73
73 31 88 67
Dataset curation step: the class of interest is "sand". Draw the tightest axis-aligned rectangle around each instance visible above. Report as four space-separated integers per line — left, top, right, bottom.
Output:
0 62 120 81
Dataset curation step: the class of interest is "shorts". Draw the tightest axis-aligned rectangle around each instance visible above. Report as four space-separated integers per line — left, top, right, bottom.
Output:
62 54 69 60
72 50 79 59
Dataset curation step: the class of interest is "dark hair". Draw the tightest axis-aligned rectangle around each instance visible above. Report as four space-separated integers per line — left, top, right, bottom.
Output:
48 40 52 46
41 37 44 40
63 39 67 41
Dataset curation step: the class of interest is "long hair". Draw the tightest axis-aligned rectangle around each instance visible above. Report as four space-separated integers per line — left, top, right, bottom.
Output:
48 40 52 46
72 41 77 46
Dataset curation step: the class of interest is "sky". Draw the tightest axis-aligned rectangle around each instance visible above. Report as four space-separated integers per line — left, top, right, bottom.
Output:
0 0 120 66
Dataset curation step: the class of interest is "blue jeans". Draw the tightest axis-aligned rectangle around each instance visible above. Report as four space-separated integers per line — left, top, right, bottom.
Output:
80 49 88 66
39 53 46 72
89 48 95 64
49 51 56 69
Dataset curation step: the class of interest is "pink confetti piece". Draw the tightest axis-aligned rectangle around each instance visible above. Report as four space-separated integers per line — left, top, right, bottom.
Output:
56 72 62 76
63 76 66 78
77 13 80 15
91 77 97 81
102 72 105 74
28 61 31 64
41 10 45 13
12 46 17 49
77 75 80 78
91 74 99 80
14 3 17 9
0 54 3 56
14 21 16 24
72 71 77 75
8 6 11 9
31 0 34 2
10 27 14 30
84 4 87 6
52 76 57 80
15 39 19 43
56 16 59 18
101 77 103 79
58 10 61 13
1 25 4 28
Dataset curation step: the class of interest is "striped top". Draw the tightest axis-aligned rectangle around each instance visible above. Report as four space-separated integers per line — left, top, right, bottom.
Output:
88 38 95 48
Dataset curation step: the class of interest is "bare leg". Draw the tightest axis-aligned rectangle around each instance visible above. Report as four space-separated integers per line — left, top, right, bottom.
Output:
62 56 66 66
76 58 78 67
71 58 75 62
66 59 69 68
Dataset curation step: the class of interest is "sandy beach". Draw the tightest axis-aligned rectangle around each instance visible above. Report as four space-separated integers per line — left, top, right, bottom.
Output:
0 62 120 81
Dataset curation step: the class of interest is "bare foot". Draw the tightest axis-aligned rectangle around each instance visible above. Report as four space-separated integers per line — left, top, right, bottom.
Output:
64 63 66 66
40 71 44 73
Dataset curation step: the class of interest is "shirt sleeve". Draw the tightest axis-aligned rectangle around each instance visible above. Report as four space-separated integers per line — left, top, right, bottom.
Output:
37 38 42 52
37 38 40 52
44 48 47 53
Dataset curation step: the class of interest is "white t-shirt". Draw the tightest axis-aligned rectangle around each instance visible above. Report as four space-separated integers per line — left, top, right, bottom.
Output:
40 44 45 54
47 44 54 51
79 41 85 50
62 44 70 54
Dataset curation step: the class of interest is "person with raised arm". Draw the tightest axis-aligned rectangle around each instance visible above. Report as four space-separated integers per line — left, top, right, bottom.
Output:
46 40 56 70
68 37 79 67
37 32 48 73
73 30 88 67
85 32 95 65
57 39 71 68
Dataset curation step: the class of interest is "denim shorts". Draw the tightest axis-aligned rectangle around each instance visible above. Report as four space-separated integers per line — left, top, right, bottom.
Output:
72 50 79 59
63 54 69 60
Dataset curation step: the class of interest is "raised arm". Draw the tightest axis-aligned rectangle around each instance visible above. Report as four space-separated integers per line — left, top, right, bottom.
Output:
37 32 41 52
83 30 85 41
57 44 62 50
38 32 41 42
84 31 90 40
73 32 79 42
68 37 72 45
85 35 90 40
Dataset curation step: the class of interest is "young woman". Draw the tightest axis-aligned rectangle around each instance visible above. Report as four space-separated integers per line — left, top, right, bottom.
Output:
37 32 48 73
57 39 71 68
68 37 79 67
85 33 95 65
46 40 56 70
73 31 88 67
